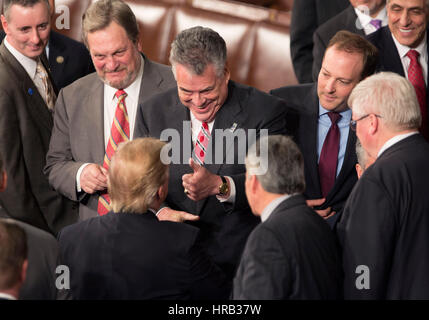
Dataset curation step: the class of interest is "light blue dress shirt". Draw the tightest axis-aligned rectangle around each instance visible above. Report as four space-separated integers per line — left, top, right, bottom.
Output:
317 104 352 177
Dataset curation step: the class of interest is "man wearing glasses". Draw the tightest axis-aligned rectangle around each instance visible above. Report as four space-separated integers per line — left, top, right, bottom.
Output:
271 30 378 224
338 72 429 299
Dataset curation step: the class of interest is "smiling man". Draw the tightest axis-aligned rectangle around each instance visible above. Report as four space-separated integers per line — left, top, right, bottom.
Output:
271 31 378 225
367 0 429 140
44 0 175 220
0 0 77 234
134 26 287 280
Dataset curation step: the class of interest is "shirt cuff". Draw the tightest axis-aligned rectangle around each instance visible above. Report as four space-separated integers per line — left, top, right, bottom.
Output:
76 163 91 193
216 176 236 204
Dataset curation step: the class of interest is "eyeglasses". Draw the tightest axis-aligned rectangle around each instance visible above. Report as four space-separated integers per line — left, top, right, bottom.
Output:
349 114 382 131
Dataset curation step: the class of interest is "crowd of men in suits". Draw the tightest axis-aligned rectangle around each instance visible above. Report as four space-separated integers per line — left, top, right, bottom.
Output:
2 0 429 300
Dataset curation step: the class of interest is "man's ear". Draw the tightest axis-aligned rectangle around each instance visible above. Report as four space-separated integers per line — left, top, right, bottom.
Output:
368 113 380 135
20 259 28 284
1 15 9 35
355 163 363 180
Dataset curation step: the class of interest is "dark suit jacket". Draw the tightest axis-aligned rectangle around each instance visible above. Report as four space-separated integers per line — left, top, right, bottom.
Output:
233 195 342 299
367 26 429 120
290 0 349 84
312 5 365 81
0 42 78 234
271 83 358 216
134 81 287 279
58 211 230 300
0 30 94 91
0 218 59 300
337 134 429 299
44 56 176 221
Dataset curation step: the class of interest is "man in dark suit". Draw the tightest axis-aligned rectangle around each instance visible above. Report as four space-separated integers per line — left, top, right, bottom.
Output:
338 72 429 299
290 0 349 84
44 0 176 220
0 219 27 300
271 31 378 221
0 0 78 234
134 26 287 279
58 138 230 300
367 0 429 140
0 154 58 300
233 135 342 299
312 0 387 81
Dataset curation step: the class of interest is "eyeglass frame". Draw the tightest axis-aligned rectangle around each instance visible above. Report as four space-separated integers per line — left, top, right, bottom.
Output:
349 113 382 131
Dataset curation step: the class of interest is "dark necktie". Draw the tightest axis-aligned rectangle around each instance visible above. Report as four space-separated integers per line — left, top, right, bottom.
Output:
406 50 429 140
370 19 382 30
318 112 341 198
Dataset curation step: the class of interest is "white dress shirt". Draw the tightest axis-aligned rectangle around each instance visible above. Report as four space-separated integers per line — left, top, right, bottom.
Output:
354 6 388 36
377 132 419 158
392 33 428 85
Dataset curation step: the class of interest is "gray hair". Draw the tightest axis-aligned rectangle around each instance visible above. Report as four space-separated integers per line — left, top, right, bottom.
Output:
348 72 421 132
3 0 49 20
82 0 139 48
169 26 227 78
246 135 305 195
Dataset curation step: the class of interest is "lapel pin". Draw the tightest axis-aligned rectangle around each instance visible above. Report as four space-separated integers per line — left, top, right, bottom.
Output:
229 123 238 133
28 88 33 96
56 56 64 64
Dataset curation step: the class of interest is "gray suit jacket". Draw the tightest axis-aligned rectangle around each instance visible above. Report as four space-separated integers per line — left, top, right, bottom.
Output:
312 5 365 81
0 42 78 234
44 56 176 220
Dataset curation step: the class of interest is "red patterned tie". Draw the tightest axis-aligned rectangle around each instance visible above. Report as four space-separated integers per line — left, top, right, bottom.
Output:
193 122 210 165
318 112 341 198
406 50 429 140
97 90 130 215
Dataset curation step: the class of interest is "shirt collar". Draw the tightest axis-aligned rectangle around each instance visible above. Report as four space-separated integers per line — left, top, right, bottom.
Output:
392 31 427 59
4 36 38 79
261 194 293 222
354 6 387 27
318 103 352 121
104 55 144 101
377 131 419 157
0 292 17 300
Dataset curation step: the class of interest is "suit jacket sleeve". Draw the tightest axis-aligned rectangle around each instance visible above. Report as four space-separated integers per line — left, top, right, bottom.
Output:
337 176 396 299
290 0 318 84
233 225 292 299
312 29 326 82
0 88 50 230
44 89 87 202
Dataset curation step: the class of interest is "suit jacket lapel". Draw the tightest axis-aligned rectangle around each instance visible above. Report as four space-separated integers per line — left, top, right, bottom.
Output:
138 54 164 105
0 43 53 132
345 6 365 36
82 78 105 164
381 28 405 76
300 85 321 196
48 31 65 94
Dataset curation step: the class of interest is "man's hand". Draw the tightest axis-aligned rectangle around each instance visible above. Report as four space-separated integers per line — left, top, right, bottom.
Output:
157 207 200 222
306 198 336 219
182 158 222 201
80 164 108 194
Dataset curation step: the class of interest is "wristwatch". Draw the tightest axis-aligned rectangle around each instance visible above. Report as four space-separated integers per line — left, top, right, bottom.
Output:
218 176 229 196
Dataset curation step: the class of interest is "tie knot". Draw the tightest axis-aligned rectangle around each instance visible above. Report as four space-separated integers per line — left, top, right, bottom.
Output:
115 89 127 99
407 49 420 61
328 112 341 124
202 122 209 131
370 19 382 30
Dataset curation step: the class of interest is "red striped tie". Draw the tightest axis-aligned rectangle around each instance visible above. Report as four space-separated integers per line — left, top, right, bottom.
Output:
193 122 210 165
97 90 130 215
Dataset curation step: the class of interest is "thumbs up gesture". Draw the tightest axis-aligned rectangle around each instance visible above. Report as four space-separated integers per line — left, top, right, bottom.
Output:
182 158 222 201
